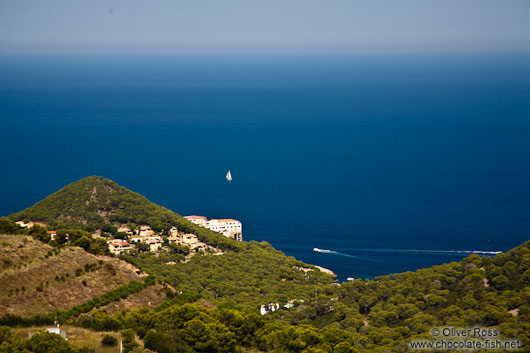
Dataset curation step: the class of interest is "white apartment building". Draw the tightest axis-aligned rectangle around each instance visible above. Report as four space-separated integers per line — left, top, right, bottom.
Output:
184 216 243 241
183 215 207 226
204 219 242 241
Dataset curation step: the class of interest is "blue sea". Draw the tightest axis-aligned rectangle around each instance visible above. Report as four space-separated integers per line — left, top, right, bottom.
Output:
1 53 529 280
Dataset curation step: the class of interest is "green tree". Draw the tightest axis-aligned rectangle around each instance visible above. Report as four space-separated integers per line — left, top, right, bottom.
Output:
28 225 51 243
492 275 510 290
72 236 92 251
101 335 118 347
76 313 93 328
144 329 186 353
137 242 150 253
26 331 79 353
0 217 21 234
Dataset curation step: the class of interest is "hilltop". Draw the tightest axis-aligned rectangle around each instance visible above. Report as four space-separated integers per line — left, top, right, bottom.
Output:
9 176 241 251
10 176 173 231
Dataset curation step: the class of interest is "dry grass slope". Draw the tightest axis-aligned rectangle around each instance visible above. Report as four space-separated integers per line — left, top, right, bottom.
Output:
13 325 129 353
98 284 166 315
0 234 51 271
0 234 165 317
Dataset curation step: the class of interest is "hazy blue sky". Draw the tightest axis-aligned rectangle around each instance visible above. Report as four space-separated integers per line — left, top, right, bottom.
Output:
1 0 530 55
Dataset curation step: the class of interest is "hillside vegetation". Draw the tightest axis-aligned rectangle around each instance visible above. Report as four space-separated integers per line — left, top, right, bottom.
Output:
0 234 164 318
1 176 529 352
112 240 529 352
126 241 335 310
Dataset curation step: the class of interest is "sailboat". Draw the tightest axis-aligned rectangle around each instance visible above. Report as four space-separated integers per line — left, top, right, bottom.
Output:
226 170 232 182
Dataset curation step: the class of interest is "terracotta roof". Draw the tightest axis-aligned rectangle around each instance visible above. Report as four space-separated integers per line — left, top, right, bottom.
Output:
110 241 130 246
209 219 240 223
184 215 207 220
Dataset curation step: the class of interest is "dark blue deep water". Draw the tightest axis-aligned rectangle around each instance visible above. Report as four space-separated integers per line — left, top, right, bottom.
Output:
1 54 530 280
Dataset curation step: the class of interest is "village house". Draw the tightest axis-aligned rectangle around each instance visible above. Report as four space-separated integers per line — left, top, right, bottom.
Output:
45 327 67 339
28 326 67 340
108 240 133 255
117 226 133 235
130 235 161 244
137 225 155 237
16 221 46 229
47 230 57 240
130 235 162 252
15 221 28 228
167 233 199 249
148 240 162 252
182 233 199 249
168 235 180 244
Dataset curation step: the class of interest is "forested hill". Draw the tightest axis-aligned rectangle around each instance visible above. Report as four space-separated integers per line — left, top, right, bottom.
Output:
2 176 530 352
9 176 240 250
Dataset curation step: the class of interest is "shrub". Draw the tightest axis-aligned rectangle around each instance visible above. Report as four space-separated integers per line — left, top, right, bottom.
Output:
121 328 135 343
101 334 118 346
26 331 78 353
76 313 93 328
104 263 116 276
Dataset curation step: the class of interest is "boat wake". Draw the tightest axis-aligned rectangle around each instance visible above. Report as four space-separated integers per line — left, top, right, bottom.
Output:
313 247 501 257
313 248 339 255
348 248 501 256
312 248 378 261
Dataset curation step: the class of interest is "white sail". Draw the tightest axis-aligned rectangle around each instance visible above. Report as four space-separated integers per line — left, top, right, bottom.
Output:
226 170 232 181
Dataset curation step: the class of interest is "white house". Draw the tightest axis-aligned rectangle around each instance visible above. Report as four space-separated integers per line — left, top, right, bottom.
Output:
29 326 67 340
46 327 67 339
283 299 304 309
260 303 280 315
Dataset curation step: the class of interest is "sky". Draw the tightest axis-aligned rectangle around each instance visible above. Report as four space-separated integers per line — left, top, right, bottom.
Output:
0 0 530 55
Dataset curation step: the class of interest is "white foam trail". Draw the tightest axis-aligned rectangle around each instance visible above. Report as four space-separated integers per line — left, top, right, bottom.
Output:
313 248 339 254
313 248 378 261
343 248 502 256
313 247 501 260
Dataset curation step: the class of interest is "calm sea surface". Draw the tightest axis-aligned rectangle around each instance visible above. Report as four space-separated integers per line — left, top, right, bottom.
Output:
1 54 529 280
